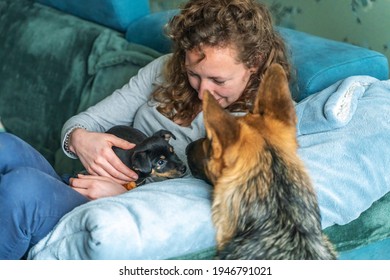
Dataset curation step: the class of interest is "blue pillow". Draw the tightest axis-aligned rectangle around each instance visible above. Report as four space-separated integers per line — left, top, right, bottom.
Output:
126 9 179 54
278 27 389 101
36 0 150 32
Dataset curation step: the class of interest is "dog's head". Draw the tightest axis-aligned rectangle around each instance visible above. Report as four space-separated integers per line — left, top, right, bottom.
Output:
132 130 187 179
186 63 297 184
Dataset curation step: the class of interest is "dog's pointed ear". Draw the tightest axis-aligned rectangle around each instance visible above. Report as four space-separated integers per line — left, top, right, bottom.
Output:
132 151 152 173
253 63 296 126
203 91 240 159
154 130 176 141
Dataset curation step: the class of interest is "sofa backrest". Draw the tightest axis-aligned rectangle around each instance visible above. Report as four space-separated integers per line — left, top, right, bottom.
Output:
35 0 150 32
0 0 160 174
32 1 389 101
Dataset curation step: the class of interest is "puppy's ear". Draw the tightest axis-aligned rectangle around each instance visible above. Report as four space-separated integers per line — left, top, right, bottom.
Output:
154 130 176 141
132 151 152 174
202 91 240 159
253 63 296 127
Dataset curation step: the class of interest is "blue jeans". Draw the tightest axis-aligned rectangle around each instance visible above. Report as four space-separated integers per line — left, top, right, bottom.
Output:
0 132 88 259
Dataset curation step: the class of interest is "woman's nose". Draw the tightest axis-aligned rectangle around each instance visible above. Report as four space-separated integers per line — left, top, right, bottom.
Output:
197 80 212 100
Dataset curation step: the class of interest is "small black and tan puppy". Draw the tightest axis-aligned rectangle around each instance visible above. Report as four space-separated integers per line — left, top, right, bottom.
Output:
106 125 186 190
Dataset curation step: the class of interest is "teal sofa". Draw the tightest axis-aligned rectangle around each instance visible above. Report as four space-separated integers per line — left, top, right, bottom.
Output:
1 0 390 260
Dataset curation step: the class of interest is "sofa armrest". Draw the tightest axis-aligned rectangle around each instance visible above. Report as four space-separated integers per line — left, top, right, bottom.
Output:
126 10 389 101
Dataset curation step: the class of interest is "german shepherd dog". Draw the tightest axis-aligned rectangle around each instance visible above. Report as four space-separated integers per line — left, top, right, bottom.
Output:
186 64 336 259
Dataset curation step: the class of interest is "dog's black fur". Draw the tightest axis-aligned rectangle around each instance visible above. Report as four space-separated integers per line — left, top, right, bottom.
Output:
106 125 186 187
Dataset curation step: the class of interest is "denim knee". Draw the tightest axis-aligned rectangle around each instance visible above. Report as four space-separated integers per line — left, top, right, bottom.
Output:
0 132 59 179
0 133 19 163
0 166 87 219
0 167 88 259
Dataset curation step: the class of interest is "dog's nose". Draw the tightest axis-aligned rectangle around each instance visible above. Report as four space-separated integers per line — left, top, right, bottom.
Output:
185 143 191 155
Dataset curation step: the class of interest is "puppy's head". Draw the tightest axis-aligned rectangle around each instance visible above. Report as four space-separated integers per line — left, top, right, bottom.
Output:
132 130 187 179
186 63 297 184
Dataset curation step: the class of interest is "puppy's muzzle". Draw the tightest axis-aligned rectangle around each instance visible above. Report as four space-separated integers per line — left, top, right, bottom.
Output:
186 139 211 183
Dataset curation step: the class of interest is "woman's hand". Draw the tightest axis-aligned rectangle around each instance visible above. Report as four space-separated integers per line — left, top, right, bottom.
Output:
69 128 138 184
69 174 128 200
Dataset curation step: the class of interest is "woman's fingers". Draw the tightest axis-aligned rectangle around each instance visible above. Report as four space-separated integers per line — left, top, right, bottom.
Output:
70 175 128 200
103 134 139 181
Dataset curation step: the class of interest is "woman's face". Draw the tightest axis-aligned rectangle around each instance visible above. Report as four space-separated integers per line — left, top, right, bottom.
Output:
185 45 255 108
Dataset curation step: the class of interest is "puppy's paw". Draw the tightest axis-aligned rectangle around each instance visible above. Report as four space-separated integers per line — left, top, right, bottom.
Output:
123 182 137 191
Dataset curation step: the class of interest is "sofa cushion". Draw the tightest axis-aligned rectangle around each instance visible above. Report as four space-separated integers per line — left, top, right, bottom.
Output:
126 10 179 54
279 27 389 101
126 10 389 102
325 191 390 257
0 0 160 173
35 0 150 32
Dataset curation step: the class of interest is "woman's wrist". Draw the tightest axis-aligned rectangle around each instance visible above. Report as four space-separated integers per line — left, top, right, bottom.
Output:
64 125 86 158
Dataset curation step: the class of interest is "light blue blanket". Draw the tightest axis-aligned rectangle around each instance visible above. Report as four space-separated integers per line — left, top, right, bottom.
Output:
28 76 390 259
296 76 390 228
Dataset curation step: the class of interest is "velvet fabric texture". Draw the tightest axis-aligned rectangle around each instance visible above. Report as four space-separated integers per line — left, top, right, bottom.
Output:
0 0 160 174
325 191 390 254
279 27 389 101
36 0 150 32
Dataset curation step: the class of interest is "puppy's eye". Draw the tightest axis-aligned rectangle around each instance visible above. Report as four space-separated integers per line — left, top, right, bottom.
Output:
157 159 167 166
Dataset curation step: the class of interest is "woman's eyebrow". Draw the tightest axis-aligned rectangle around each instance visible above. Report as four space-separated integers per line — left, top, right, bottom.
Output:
186 68 227 80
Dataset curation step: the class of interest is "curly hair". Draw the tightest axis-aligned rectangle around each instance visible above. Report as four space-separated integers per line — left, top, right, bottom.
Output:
152 0 291 126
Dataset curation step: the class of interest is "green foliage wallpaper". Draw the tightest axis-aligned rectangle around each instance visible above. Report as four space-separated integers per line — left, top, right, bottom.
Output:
149 0 390 72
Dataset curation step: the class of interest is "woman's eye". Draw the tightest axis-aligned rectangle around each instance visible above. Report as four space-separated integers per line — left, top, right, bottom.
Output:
213 79 225 85
187 71 198 78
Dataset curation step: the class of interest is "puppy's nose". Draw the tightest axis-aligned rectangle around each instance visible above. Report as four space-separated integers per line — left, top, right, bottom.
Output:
185 144 191 155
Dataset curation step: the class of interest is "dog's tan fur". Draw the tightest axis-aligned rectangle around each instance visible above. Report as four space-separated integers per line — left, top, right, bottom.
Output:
186 64 336 259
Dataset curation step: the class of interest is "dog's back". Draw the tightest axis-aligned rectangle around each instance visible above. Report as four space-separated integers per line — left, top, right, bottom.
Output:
217 147 335 259
186 64 336 260
106 125 147 167
106 125 147 145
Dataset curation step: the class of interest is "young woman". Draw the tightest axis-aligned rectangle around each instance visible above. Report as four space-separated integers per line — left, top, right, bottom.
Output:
0 0 290 259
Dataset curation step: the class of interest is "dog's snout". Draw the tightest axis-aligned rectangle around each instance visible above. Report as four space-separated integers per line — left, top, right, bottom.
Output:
185 143 192 155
